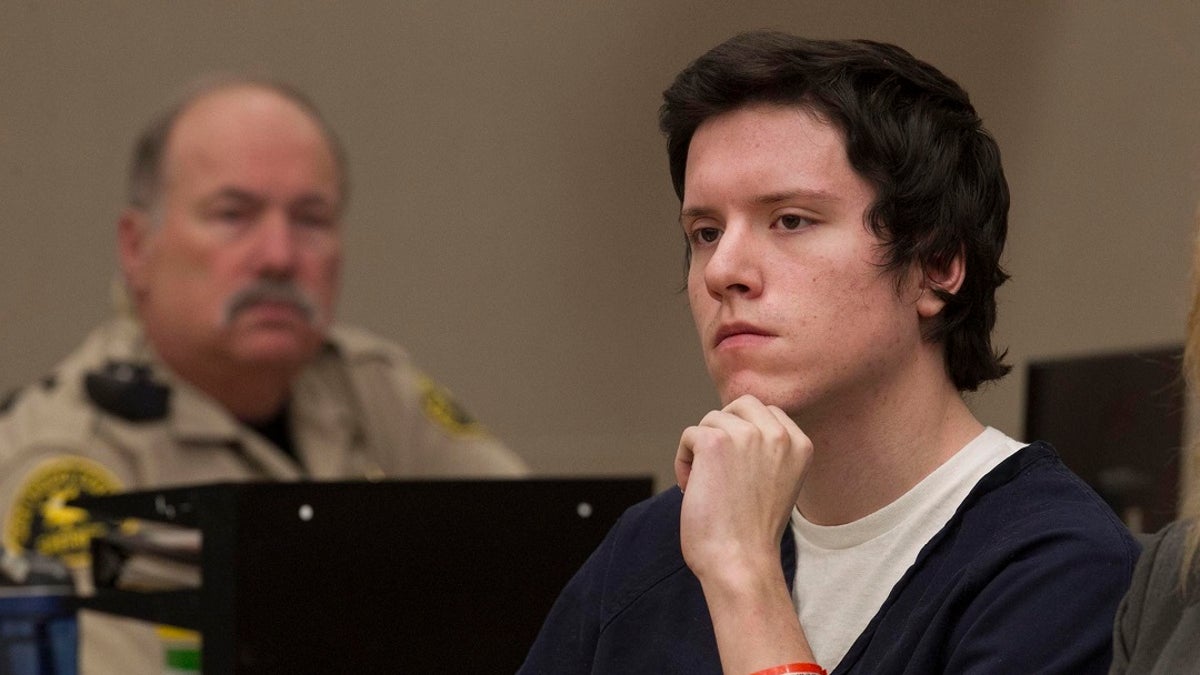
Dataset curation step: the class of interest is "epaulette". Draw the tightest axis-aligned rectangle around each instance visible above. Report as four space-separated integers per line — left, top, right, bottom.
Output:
0 389 19 415
84 360 170 422
0 373 59 415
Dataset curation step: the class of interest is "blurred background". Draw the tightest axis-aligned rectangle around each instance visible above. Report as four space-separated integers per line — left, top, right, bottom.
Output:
2 2 1198 498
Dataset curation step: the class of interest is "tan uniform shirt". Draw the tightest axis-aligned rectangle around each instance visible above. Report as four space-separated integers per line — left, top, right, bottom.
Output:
0 316 526 674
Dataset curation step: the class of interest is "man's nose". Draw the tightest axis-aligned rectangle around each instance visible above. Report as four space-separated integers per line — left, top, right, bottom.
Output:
252 211 298 277
703 223 763 300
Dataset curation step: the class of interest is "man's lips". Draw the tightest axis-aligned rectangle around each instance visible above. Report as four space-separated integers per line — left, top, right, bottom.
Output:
712 322 776 348
238 300 308 324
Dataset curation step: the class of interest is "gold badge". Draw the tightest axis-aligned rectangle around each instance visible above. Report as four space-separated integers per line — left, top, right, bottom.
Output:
418 375 482 436
4 456 123 567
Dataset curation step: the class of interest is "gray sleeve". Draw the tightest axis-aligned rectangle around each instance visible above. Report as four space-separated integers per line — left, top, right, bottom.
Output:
1109 520 1195 674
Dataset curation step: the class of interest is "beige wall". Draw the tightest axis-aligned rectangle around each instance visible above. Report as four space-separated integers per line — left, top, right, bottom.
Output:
2 2 1198 491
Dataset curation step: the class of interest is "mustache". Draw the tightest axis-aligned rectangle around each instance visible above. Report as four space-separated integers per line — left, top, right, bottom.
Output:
221 280 320 327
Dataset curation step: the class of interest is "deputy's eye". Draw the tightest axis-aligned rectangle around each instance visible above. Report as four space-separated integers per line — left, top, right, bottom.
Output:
204 198 257 227
294 212 335 229
208 206 253 226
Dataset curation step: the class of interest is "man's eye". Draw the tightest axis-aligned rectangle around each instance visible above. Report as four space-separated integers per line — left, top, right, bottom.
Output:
206 201 250 223
777 214 813 231
294 213 334 229
691 227 721 244
208 205 251 224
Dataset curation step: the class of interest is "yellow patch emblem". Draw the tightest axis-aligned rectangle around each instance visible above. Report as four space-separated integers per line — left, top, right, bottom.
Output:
4 456 123 567
418 376 482 436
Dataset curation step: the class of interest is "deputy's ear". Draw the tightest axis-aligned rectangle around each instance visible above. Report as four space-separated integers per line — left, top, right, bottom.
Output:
916 253 965 319
117 208 152 295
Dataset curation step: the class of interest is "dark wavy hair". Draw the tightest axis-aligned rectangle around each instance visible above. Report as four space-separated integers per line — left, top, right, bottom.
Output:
660 31 1010 391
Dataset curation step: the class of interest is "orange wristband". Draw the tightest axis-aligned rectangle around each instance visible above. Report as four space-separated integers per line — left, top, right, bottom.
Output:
749 663 828 675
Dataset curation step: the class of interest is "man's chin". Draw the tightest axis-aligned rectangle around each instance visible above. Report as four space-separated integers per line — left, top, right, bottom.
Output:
228 328 324 368
716 377 804 411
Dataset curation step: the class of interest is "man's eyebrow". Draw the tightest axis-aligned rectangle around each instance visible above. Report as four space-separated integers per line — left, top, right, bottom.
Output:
679 188 840 223
679 205 718 223
751 188 839 206
202 188 338 211
205 187 261 204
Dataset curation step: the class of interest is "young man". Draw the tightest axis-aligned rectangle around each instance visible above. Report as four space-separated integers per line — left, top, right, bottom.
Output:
521 32 1137 674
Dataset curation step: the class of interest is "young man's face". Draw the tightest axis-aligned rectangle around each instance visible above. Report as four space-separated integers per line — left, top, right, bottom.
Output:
121 86 343 376
681 103 925 422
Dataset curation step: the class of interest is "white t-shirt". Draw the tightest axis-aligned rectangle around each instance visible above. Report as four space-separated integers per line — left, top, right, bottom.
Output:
789 427 1025 671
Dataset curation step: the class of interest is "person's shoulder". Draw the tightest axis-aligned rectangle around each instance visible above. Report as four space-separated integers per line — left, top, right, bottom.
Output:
0 372 70 428
1109 518 1200 675
320 324 481 425
1133 519 1194 594
0 364 140 572
589 488 691 608
970 443 1120 518
962 442 1140 563
0 335 100 449
325 324 413 366
1 319 172 445
609 486 684 550
0 321 147 481
1146 518 1191 559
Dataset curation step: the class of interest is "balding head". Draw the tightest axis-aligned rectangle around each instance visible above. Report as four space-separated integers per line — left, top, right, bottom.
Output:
128 75 348 215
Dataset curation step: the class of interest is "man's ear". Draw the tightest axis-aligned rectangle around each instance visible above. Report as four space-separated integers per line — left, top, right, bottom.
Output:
916 253 966 319
117 208 152 296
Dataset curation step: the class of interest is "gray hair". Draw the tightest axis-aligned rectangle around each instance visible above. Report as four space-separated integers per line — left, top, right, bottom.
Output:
127 73 349 212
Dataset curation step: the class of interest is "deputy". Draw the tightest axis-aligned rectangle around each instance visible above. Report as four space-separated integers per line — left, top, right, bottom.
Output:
0 75 526 674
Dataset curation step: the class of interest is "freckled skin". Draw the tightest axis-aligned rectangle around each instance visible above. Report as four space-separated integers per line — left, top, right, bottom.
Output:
682 104 923 426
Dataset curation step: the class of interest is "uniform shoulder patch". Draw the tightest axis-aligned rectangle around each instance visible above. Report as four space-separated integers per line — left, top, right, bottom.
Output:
0 388 20 415
418 375 483 437
4 456 124 568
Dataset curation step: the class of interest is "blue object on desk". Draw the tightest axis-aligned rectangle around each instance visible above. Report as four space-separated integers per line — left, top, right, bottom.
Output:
0 588 77 675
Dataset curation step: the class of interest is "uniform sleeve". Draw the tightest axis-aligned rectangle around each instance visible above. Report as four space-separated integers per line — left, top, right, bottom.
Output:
1107 521 1200 675
0 387 135 582
0 445 133 583
1109 528 1164 673
343 337 529 477
389 365 528 476
941 515 1139 674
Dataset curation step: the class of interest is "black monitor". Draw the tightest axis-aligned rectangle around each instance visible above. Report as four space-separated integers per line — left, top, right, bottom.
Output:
1024 346 1183 532
76 477 654 673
